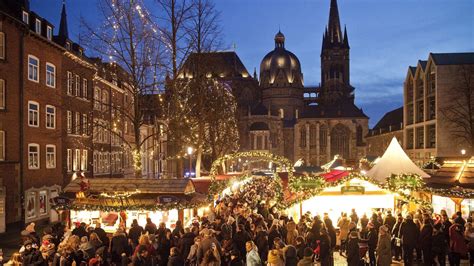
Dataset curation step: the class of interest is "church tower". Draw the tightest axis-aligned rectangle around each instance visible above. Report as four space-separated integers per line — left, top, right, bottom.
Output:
320 0 354 105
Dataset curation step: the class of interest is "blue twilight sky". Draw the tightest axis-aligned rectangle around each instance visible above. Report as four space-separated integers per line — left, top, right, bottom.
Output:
31 0 474 127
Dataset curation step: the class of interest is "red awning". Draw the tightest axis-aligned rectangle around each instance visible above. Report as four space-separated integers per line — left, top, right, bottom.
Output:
321 170 349 182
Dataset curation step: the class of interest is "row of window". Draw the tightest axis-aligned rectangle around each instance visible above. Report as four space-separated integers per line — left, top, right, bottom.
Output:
93 88 109 111
406 124 436 150
93 152 123 174
67 72 88 99
28 101 56 129
28 55 56 87
66 111 89 136
21 11 53 41
66 149 88 172
28 144 56 170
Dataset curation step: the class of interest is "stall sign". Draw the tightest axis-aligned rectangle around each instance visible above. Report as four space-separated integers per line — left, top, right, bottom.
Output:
157 195 178 204
341 186 365 195
51 196 71 205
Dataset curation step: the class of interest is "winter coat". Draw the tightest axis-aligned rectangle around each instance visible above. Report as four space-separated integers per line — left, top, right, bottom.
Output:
432 231 448 254
144 222 157 235
128 225 144 245
230 257 244 266
337 217 350 241
419 223 433 248
367 228 378 248
376 233 391 266
110 232 129 262
346 238 360 266
131 254 151 266
383 214 396 232
246 248 262 266
178 232 195 260
449 224 468 255
186 243 199 264
167 254 184 266
399 220 419 247
295 243 306 261
234 230 252 258
197 237 221 263
267 249 285 266
23 249 46 265
286 221 299 246
319 234 331 266
268 228 282 249
284 245 298 266
296 256 313 266
255 231 269 262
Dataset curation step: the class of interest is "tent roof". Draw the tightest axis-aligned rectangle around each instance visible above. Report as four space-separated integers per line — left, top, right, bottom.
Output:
366 137 430 183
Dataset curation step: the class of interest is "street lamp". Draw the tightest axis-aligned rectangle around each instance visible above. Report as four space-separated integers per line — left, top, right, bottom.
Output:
461 149 466 156
187 147 193 178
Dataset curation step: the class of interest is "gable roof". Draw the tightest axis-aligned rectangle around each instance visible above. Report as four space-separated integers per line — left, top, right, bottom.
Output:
430 53 474 65
372 107 403 131
409 66 417 76
180 51 250 79
366 137 430 183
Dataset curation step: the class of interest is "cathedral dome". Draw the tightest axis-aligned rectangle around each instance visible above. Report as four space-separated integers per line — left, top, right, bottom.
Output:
260 31 303 88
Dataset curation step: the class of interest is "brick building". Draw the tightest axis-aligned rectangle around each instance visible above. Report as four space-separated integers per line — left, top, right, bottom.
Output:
403 53 474 164
0 1 164 228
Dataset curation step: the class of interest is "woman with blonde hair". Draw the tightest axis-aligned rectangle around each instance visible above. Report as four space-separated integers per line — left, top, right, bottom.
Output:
5 252 22 266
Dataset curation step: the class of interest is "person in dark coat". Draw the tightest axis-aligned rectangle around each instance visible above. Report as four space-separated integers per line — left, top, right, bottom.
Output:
22 240 45 265
132 245 151 266
449 223 468 266
419 217 433 265
254 225 269 263
319 228 332 266
391 214 403 261
158 229 173 265
367 222 378 266
167 247 184 266
178 227 195 260
399 214 420 265
346 231 360 266
432 223 448 266
383 210 396 232
93 223 109 249
268 224 282 250
454 211 466 231
295 236 306 261
72 222 88 239
110 228 130 265
234 224 252 259
284 245 298 266
129 219 144 249
229 250 244 266
144 218 157 235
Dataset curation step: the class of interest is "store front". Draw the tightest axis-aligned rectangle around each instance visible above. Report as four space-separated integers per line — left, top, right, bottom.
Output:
25 185 62 224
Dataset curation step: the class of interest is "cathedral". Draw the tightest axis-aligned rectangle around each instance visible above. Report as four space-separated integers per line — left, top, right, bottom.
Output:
181 0 368 166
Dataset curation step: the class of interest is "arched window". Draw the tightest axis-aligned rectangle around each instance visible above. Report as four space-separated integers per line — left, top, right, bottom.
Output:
331 124 350 158
300 126 306 148
356 125 363 146
101 90 109 111
319 125 327 153
309 125 317 147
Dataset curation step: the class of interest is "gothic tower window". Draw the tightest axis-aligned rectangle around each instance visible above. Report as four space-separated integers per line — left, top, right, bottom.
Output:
309 125 317 148
356 125 363 146
331 124 350 158
320 125 327 153
300 127 306 148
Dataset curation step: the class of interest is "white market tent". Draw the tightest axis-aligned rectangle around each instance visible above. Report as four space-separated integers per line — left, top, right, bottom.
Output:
366 137 430 183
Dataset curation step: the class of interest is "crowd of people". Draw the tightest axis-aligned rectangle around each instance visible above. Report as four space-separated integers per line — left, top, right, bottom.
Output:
3 176 474 266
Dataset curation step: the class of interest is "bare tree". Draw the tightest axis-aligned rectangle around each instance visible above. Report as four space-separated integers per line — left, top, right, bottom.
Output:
80 0 163 178
187 0 222 54
440 65 474 154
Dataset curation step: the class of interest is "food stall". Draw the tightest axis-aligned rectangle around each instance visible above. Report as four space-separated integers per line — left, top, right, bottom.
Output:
55 178 209 232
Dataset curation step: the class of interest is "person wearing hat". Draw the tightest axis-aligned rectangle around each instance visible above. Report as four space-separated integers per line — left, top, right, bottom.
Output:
296 247 314 266
22 239 45 266
399 214 420 265
376 225 392 266
346 231 360 266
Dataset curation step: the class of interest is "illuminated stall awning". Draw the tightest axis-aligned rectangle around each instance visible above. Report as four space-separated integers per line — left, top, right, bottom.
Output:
321 170 349 182
58 178 209 211
426 157 474 196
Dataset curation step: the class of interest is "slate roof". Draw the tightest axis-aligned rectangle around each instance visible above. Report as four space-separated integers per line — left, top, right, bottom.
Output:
372 107 403 131
180 51 250 79
409 66 417 76
300 102 368 119
431 53 474 65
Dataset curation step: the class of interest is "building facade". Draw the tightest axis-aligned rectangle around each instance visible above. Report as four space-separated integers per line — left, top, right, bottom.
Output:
366 107 403 157
180 0 368 166
403 53 474 164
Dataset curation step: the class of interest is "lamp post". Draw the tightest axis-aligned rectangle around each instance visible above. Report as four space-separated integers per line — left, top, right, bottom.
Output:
187 147 193 178
461 149 466 156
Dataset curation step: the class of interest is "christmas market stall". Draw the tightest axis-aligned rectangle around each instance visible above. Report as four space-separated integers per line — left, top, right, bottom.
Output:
53 178 209 232
425 156 474 217
284 137 431 222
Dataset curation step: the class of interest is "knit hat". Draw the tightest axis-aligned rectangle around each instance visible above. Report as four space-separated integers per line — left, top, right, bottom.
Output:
350 231 358 238
304 247 313 257
25 222 36 233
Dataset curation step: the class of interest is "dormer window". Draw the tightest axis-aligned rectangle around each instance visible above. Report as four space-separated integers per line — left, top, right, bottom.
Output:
22 11 29 24
46 26 52 40
35 19 41 34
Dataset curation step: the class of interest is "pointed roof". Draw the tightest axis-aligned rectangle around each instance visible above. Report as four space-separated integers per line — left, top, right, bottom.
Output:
366 137 430 183
58 1 69 40
343 25 349 48
328 0 342 44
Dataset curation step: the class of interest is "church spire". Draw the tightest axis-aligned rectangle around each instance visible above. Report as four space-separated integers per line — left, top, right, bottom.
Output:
328 0 342 44
343 25 349 48
58 0 69 40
